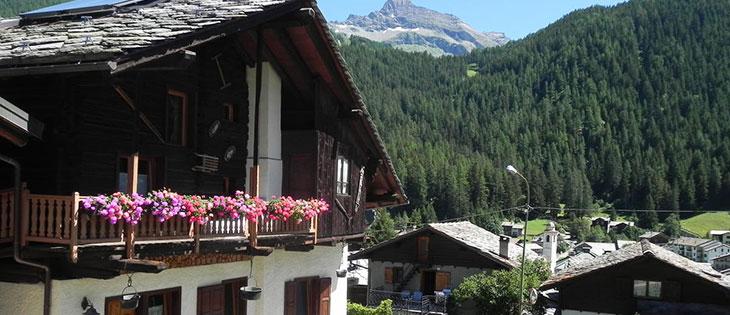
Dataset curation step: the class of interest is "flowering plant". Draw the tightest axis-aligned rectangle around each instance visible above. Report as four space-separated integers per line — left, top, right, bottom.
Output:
79 189 329 226
147 189 186 223
81 192 147 225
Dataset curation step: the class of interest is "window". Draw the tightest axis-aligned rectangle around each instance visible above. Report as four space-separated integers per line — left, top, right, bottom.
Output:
197 278 247 315
336 156 350 195
106 287 181 315
633 280 662 298
166 89 188 146
284 277 331 315
224 103 236 122
118 156 155 194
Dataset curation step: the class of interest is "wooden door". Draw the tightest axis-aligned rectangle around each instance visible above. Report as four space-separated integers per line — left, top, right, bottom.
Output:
435 272 451 291
198 284 225 315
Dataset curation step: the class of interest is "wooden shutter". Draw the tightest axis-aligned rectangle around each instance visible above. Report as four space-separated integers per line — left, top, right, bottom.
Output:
662 281 681 302
384 267 394 284
284 281 297 315
319 278 332 315
308 278 320 315
198 284 225 315
417 236 430 263
435 272 451 291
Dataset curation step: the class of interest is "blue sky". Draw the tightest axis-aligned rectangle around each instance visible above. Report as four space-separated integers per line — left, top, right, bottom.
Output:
318 0 628 39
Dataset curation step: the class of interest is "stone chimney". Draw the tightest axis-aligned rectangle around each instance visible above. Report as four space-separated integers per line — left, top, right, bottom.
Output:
499 234 510 258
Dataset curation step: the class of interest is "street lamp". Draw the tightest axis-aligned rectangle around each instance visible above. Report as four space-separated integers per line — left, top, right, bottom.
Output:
506 165 530 315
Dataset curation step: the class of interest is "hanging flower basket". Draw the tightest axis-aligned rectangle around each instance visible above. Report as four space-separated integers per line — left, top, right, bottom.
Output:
120 284 140 310
240 286 262 300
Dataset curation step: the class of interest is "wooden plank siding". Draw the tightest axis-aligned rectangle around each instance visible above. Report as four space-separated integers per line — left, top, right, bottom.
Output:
556 257 730 314
0 26 372 247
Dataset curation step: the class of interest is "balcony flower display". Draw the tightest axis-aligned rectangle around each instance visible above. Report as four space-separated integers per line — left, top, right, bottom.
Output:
81 192 148 225
80 189 329 226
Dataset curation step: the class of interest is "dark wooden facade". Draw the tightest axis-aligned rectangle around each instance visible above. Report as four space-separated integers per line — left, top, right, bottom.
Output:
552 256 730 315
0 2 406 284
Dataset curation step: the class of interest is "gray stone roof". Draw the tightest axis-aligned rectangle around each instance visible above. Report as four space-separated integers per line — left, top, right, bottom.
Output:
668 237 725 251
0 0 290 65
543 240 730 290
429 221 541 264
350 221 540 268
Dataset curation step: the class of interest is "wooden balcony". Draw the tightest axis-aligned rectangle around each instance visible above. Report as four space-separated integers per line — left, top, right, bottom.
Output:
0 188 317 261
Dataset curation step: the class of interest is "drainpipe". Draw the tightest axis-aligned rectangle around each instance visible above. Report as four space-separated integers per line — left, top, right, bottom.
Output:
0 153 51 315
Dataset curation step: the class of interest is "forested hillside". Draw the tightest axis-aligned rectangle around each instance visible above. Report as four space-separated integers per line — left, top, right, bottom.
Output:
0 0 65 17
338 0 730 226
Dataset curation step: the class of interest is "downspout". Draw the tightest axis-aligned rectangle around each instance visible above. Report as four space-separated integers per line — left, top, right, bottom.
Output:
0 153 51 315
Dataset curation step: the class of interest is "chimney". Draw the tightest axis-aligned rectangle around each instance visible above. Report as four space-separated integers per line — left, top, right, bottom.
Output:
499 235 510 258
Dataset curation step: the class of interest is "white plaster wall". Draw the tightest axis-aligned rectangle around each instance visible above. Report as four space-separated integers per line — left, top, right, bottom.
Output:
369 261 487 292
0 281 44 315
562 310 616 315
1 244 348 315
245 63 283 198
249 243 348 315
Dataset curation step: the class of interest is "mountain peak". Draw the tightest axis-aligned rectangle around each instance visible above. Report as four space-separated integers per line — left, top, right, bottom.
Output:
382 0 414 12
331 0 509 56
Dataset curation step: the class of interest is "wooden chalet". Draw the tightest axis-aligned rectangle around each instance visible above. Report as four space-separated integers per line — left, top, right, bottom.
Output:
0 0 406 314
349 221 541 312
541 240 730 315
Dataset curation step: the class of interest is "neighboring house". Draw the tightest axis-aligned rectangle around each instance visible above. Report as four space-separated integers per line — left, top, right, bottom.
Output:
555 240 635 273
591 217 634 233
350 221 543 309
542 240 730 315
640 231 670 244
502 221 524 237
573 241 635 257
666 237 730 263
0 1 407 315
711 253 730 273
710 230 730 245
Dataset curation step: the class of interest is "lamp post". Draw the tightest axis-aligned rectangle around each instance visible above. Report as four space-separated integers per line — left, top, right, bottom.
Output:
506 165 530 315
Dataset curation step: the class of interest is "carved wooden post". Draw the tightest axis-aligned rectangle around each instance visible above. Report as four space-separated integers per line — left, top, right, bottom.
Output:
20 183 29 246
69 192 80 263
125 153 139 259
248 166 259 248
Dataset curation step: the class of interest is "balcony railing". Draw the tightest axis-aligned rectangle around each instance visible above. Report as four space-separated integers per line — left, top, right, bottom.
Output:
0 188 316 260
368 289 448 315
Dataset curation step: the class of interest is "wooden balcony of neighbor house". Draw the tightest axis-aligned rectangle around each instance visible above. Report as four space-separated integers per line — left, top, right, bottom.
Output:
0 188 317 261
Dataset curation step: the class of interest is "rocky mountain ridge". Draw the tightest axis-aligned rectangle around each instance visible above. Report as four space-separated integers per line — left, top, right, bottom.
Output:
330 0 508 56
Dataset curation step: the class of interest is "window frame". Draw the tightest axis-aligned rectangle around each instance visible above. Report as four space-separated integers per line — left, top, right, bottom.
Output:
335 155 350 196
633 280 662 299
117 154 156 194
223 102 236 122
166 88 188 146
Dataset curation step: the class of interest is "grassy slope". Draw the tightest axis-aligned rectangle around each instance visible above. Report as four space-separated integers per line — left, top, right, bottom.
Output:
681 212 730 237
526 219 550 238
